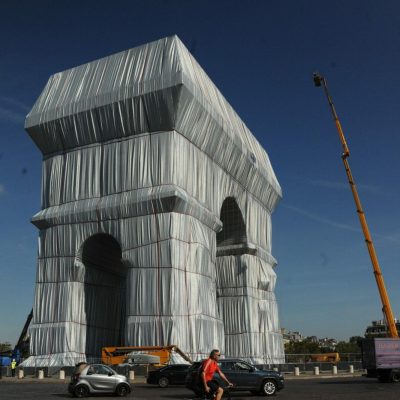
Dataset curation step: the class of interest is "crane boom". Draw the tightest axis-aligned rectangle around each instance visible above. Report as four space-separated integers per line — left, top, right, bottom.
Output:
313 73 398 339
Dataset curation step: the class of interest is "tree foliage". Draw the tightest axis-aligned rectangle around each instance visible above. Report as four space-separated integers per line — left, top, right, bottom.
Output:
285 336 362 355
0 342 12 353
335 336 362 353
284 338 320 354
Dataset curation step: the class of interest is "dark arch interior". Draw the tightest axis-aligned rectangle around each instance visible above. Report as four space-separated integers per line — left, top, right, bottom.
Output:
217 197 247 248
81 233 127 359
82 233 124 275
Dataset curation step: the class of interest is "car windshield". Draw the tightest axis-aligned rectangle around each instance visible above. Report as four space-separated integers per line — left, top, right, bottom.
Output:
189 362 201 371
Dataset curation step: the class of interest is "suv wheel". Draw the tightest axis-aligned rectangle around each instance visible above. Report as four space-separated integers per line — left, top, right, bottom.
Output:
74 384 89 398
116 383 130 396
158 376 170 388
261 379 277 396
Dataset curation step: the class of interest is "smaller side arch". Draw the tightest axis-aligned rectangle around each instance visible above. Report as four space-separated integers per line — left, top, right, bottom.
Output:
217 197 247 248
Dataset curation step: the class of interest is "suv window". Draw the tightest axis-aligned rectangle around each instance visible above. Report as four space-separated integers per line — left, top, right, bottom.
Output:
218 361 234 371
233 362 252 371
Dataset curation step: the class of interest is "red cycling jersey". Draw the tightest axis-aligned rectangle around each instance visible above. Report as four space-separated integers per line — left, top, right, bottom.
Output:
201 358 221 382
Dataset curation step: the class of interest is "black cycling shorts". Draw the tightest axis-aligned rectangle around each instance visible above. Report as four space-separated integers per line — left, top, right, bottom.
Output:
207 380 220 393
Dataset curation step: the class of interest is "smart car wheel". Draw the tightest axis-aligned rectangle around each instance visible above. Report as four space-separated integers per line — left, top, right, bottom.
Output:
74 384 89 398
261 379 277 396
158 376 170 388
116 383 130 397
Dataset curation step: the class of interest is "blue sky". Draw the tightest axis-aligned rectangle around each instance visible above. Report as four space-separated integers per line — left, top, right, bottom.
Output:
1 0 400 346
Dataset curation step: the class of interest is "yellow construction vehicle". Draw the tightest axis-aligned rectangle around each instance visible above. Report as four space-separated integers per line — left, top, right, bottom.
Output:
309 353 340 363
101 345 192 366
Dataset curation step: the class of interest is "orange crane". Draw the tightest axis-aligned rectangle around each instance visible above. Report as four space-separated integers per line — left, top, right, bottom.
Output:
101 345 192 366
313 72 398 339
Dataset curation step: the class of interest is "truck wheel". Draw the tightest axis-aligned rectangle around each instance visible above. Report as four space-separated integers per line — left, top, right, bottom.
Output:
391 371 400 383
74 385 89 398
158 376 170 388
261 379 277 396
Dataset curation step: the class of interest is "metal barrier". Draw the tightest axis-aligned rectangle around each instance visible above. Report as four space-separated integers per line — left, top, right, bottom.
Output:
284 353 362 364
14 353 363 379
256 353 363 375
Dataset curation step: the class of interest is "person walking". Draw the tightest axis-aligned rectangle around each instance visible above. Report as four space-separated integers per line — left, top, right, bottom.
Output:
201 349 233 400
11 359 17 377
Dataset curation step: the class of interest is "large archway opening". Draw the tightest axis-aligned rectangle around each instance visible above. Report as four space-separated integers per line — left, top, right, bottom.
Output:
80 233 127 359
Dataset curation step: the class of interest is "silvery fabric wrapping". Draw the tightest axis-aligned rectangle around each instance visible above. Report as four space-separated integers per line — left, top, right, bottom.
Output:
23 36 284 367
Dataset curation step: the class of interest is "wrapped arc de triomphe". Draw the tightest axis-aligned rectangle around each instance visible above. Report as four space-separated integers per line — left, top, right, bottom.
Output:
23 35 284 366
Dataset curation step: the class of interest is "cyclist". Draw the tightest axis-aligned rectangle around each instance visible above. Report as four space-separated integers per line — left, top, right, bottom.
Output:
201 349 233 400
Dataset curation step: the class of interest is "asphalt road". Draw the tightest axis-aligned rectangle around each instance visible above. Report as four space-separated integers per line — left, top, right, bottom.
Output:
0 377 400 399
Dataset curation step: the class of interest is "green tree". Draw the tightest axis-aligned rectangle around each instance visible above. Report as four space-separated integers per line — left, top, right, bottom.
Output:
336 337 362 354
284 339 321 354
349 336 363 346
0 342 12 353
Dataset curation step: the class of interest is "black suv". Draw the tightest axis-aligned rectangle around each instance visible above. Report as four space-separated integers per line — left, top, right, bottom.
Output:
186 359 284 396
147 364 191 387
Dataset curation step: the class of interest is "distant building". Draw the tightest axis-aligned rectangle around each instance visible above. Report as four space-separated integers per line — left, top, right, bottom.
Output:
365 319 400 338
281 328 303 343
318 337 338 350
282 329 339 350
